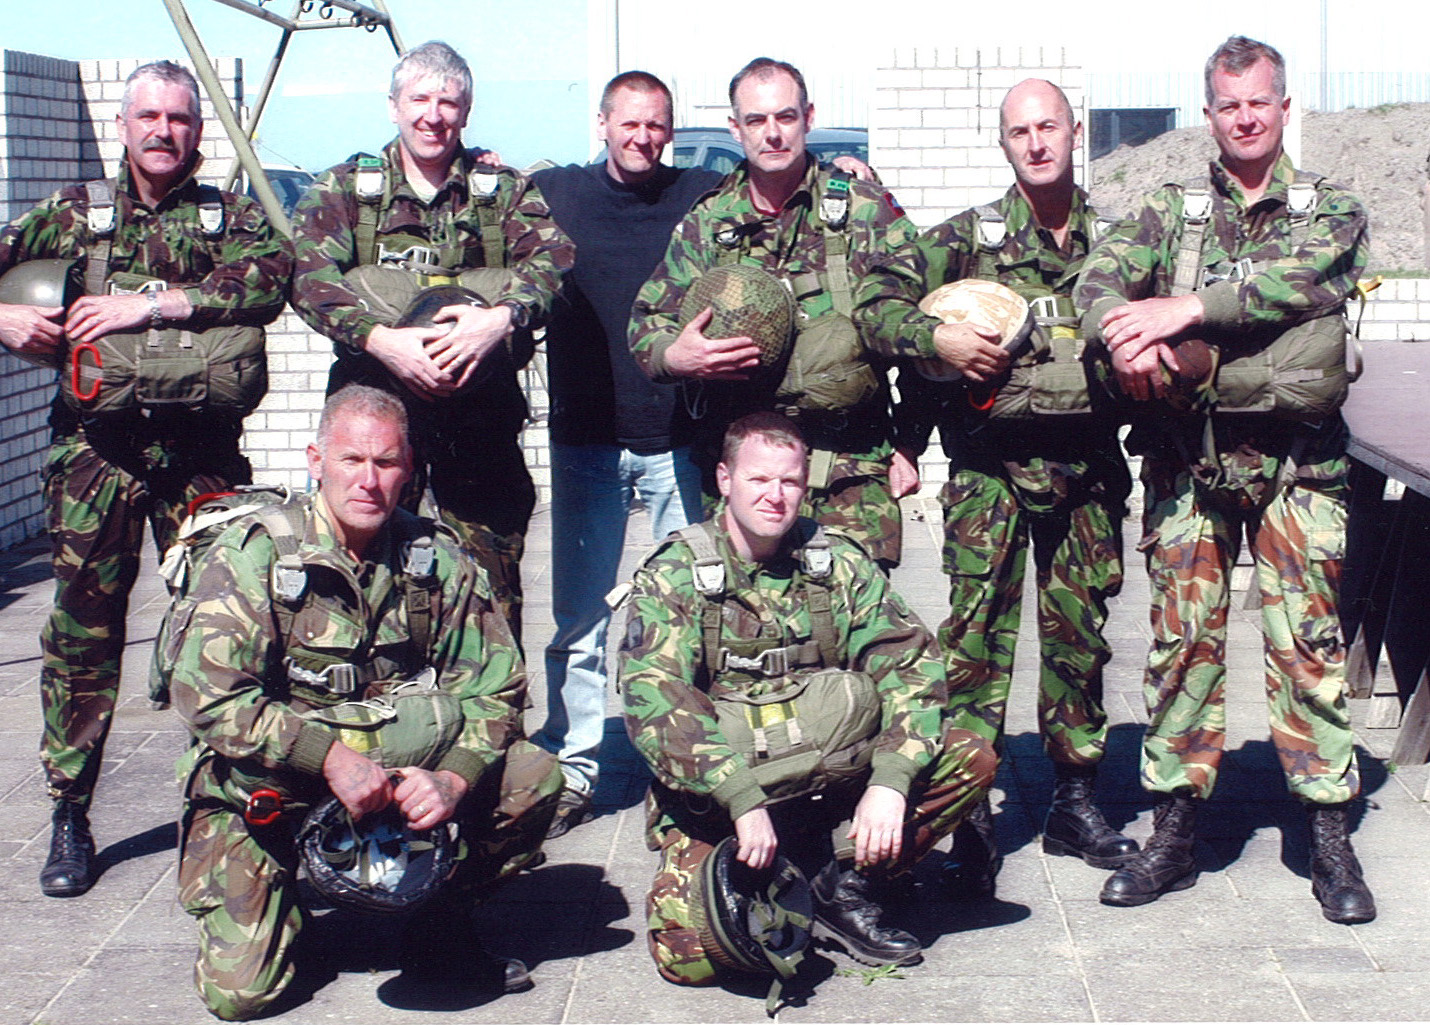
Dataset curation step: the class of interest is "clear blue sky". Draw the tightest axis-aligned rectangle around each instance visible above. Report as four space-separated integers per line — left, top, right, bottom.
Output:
4 0 592 171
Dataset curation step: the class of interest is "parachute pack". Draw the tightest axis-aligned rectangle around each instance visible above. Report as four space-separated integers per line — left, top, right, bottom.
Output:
1169 172 1362 422
670 520 882 804
68 179 268 418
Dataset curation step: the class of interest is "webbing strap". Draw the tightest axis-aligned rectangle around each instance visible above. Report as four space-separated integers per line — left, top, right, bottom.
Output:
817 172 854 318
399 532 439 666
353 156 385 266
468 169 508 270
83 179 116 297
1171 178 1212 298
254 505 307 604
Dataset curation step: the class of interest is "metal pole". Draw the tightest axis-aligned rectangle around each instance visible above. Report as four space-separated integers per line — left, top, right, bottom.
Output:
222 3 298 192
371 0 405 56
161 0 292 234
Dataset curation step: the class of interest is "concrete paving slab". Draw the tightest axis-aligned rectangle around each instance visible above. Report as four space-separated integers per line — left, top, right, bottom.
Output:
1080 946 1304 1022
1290 972 1430 1021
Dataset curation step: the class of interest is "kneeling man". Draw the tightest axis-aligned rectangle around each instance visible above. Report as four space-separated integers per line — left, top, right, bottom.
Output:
168 385 560 1020
619 411 997 985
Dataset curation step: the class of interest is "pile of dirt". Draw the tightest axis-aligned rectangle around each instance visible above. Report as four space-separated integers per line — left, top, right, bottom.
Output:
1089 102 1430 271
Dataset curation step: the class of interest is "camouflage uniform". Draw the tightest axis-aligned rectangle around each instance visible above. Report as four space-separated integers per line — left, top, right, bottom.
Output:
856 186 1130 768
1073 153 1367 804
168 493 560 1020
289 140 575 647
619 515 996 983
0 157 289 807
629 158 920 566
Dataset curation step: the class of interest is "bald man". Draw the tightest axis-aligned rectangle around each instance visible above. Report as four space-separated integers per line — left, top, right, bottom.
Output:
857 79 1134 898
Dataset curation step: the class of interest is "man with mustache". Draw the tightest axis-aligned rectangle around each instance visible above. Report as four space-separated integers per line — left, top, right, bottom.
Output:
1074 35 1375 922
0 60 289 899
290 40 573 649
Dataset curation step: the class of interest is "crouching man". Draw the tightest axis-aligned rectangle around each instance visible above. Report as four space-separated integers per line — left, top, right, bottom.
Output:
618 411 997 990
166 385 560 1020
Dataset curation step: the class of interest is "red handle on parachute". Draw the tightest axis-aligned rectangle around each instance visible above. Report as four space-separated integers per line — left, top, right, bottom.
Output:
244 789 284 827
70 342 101 402
967 385 997 411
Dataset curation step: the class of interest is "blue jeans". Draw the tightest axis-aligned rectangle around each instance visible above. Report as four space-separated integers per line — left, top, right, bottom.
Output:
535 443 703 792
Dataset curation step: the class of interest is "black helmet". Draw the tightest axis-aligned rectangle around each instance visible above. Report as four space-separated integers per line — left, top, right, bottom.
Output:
692 836 813 982
298 797 461 915
395 284 499 392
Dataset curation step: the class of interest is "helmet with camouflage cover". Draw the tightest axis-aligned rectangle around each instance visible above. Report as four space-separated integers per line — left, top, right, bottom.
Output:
679 265 796 373
298 796 461 915
690 836 813 994
913 279 1034 382
0 259 83 368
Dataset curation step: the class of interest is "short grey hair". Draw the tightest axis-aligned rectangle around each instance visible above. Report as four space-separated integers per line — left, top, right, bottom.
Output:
120 61 201 119
390 40 472 108
316 385 409 453
720 410 807 468
1204 36 1286 107
728 58 808 114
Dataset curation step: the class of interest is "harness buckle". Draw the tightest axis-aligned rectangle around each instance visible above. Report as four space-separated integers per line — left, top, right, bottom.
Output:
376 243 440 271
1182 189 1213 224
284 657 358 696
723 647 789 676
107 278 167 296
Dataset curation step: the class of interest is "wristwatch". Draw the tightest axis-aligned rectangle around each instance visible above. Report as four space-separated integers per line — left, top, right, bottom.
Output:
498 298 530 329
147 292 165 330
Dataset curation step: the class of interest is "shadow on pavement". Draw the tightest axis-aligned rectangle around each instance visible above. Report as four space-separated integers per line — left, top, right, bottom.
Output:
97 820 178 874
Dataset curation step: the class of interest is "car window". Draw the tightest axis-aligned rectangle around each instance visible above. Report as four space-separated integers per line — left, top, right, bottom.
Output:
704 149 741 175
671 146 699 169
808 142 869 165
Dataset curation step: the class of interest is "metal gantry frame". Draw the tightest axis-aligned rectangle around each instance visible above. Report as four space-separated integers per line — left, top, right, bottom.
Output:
160 0 406 235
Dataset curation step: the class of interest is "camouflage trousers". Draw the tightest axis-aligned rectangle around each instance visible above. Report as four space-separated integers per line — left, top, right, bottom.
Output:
939 469 1124 767
1137 453 1359 804
800 449 902 569
41 425 248 804
645 723 996 985
179 738 560 1021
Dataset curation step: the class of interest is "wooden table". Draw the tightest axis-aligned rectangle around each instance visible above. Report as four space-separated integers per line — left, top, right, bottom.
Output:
1341 341 1430 766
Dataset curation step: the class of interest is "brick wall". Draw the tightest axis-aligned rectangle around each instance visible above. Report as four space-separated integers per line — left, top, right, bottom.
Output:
872 46 1087 230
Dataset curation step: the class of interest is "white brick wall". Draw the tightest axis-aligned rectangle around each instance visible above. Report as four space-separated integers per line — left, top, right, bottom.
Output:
874 46 1087 231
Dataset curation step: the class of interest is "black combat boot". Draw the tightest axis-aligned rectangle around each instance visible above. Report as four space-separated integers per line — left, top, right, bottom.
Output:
1099 794 1198 907
1308 802 1376 924
1042 764 1140 869
39 800 97 898
811 862 923 967
941 797 1002 900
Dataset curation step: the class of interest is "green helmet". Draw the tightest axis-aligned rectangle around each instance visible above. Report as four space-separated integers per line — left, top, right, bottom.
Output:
0 259 82 368
690 836 813 1013
679 265 796 373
